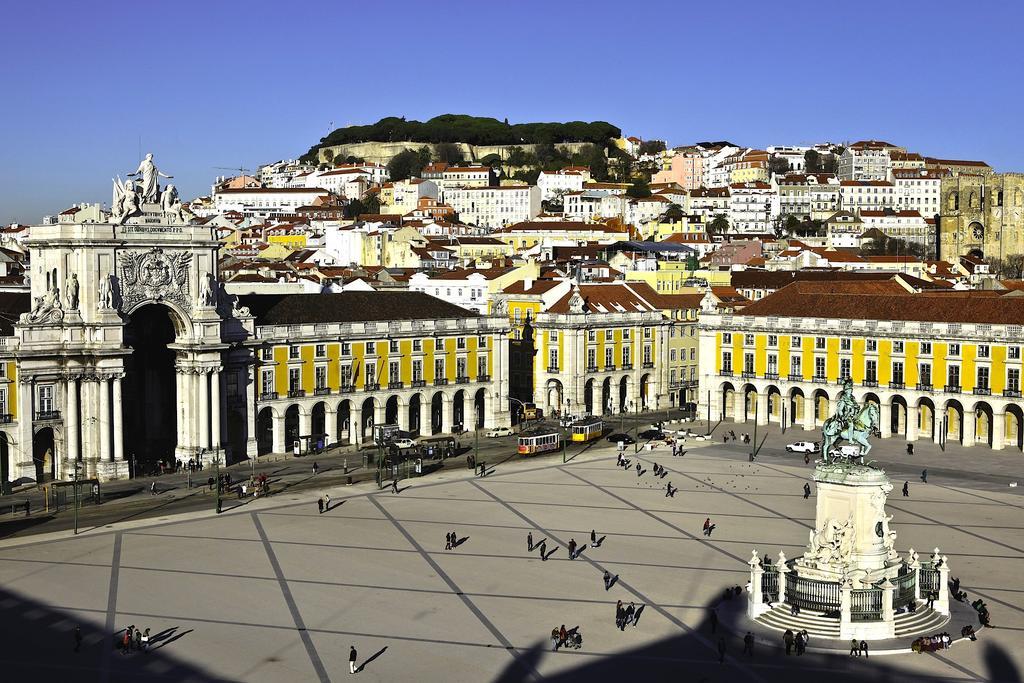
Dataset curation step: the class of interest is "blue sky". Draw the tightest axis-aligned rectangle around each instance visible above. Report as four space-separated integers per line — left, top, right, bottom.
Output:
2 0 1021 223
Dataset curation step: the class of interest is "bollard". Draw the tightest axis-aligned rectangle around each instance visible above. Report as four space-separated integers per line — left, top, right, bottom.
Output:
346 475 353 486
343 459 348 475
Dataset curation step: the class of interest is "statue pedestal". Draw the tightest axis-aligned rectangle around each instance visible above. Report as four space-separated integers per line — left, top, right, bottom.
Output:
95 459 130 482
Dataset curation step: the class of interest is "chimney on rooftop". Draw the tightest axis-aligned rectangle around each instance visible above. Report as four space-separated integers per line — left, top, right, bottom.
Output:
524 278 533 291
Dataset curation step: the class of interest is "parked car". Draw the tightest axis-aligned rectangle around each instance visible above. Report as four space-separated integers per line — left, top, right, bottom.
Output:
785 441 820 454
638 429 665 440
606 433 636 445
392 438 417 449
486 426 514 438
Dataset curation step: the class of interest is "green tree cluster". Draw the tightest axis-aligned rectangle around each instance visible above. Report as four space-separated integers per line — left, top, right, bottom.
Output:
386 146 432 181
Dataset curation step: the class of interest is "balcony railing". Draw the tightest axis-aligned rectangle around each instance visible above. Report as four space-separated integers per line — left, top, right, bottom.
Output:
812 375 827 384
642 361 655 369
944 384 961 393
364 382 380 392
788 372 803 381
259 392 278 401
477 374 490 383
434 378 449 386
916 382 932 392
35 410 61 421
586 365 598 373
862 379 878 387
1004 388 1022 398
411 379 426 388
455 376 470 384
604 363 616 371
973 386 991 396
314 387 331 396
621 363 633 370
889 381 905 390
765 372 779 380
339 385 354 394
547 366 560 373
0 414 12 424
388 381 404 390
288 389 306 398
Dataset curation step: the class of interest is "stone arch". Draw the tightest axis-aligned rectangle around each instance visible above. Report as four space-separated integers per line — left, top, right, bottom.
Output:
545 379 563 415
639 373 652 409
943 398 964 445
452 389 466 430
721 381 736 420
122 299 194 342
257 407 275 455
916 396 935 441
584 379 595 415
766 385 782 422
430 392 445 434
408 393 423 435
1016 189 1023 207
602 378 612 415
336 399 352 443
311 401 328 449
972 400 993 447
618 375 631 412
473 388 487 429
284 405 301 450
813 389 830 423
360 397 379 439
32 426 56 483
968 191 978 209
385 395 400 426
789 387 805 425
740 383 758 422
891 394 909 437
1005 404 1024 451
947 191 959 211
997 190 1004 207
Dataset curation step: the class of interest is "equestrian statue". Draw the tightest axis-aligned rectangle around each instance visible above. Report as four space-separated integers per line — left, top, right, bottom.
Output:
820 378 879 464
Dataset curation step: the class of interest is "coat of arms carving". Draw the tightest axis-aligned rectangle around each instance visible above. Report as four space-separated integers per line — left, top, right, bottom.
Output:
118 248 193 313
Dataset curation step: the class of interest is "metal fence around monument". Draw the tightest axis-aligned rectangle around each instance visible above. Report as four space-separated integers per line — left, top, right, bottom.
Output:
761 567 780 604
919 564 940 596
894 567 918 609
851 587 883 622
785 572 841 613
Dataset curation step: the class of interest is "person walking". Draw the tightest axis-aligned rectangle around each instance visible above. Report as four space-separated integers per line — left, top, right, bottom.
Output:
317 497 324 514
804 452 810 465
603 570 612 590
783 629 794 655
445 532 452 551
625 602 635 628
803 483 811 499
921 468 928 483
349 645 358 674
717 637 726 664
121 628 131 655
850 638 860 656
859 640 869 657
703 517 711 536
528 531 534 552
134 628 142 651
142 628 150 652
74 625 82 653
559 624 567 648
391 477 400 494
312 461 319 476
539 540 547 560
590 529 597 545
568 538 577 560
551 627 560 651
324 493 330 511
150 481 157 495
903 481 910 497
616 600 624 630
798 629 808 655
743 632 754 656
907 443 914 455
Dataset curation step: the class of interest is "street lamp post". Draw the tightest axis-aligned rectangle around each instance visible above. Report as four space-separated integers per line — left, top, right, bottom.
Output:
751 399 758 461
73 461 81 535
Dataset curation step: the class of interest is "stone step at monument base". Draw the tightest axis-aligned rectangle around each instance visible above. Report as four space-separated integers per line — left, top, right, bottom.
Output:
755 604 948 640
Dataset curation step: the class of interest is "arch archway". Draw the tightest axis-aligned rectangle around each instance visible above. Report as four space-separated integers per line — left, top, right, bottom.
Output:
336 399 352 443
409 394 423 434
452 389 466 429
973 401 993 447
722 382 736 420
1005 404 1024 451
32 427 55 482
431 393 444 434
602 378 612 415
474 389 486 428
0 432 9 491
385 396 399 426
639 373 651 409
584 379 594 415
257 408 274 455
618 376 630 412
545 380 563 415
813 389 830 423
916 397 935 441
285 405 301 450
123 303 178 464
891 395 909 436
311 402 327 449
944 399 964 445
741 383 757 422
766 385 782 422
789 387 805 425
360 398 377 439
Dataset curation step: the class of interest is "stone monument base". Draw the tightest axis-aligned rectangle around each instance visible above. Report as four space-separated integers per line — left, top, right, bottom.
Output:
94 459 130 482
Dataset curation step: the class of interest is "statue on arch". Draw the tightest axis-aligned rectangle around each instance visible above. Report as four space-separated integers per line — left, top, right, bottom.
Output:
200 271 216 307
160 184 185 223
65 273 80 310
112 177 141 225
128 153 173 203
98 273 116 310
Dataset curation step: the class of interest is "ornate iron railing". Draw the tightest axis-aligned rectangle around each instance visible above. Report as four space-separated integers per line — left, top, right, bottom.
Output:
785 572 841 613
850 587 883 622
761 567 780 604
919 565 940 596
894 567 918 609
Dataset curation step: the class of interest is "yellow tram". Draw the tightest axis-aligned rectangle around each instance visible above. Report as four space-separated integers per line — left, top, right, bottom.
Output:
517 427 561 456
570 416 604 443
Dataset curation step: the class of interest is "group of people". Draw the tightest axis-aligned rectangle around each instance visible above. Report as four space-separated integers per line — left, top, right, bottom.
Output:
549 624 582 651
316 494 332 513
782 628 810 656
119 625 151 654
614 600 643 631
849 638 870 657
911 632 952 653
721 430 751 445
444 531 460 550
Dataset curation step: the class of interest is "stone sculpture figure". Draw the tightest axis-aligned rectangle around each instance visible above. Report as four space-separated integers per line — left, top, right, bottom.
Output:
65 273 80 310
128 153 173 202
200 272 216 307
22 281 63 324
160 184 185 223
820 378 879 463
98 273 115 309
808 517 857 566
112 178 141 225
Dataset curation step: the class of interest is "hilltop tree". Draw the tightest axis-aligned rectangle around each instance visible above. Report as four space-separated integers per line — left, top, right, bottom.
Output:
709 214 730 235
804 150 822 174
638 140 666 156
435 142 464 164
387 146 432 181
769 157 790 176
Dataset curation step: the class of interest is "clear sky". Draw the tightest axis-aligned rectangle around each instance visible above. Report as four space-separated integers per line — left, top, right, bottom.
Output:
2 0 1022 224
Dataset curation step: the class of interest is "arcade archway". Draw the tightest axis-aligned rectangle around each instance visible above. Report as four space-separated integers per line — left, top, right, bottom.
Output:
123 304 178 464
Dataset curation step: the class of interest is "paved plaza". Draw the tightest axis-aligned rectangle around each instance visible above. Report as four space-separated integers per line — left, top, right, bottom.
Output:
0 436 1021 682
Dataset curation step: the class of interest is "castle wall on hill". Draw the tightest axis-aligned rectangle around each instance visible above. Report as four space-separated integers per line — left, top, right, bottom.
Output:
318 141 598 166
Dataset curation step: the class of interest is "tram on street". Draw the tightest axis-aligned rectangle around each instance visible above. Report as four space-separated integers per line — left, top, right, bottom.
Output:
570 416 604 443
517 427 561 455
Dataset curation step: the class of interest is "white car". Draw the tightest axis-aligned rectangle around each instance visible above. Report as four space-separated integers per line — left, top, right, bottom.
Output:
486 426 514 438
785 441 820 454
392 438 417 449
